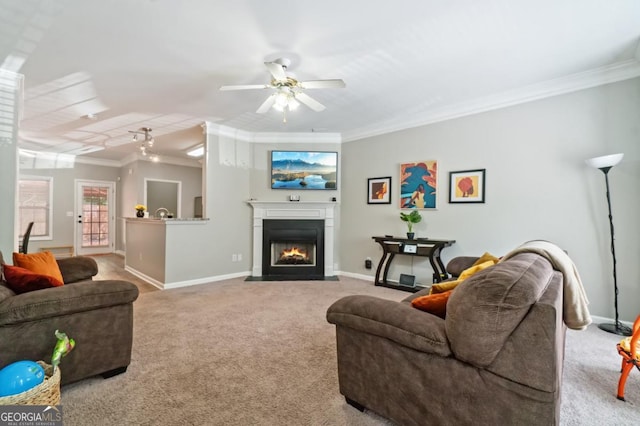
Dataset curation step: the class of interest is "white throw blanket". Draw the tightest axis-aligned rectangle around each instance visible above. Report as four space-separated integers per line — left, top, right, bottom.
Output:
500 240 592 331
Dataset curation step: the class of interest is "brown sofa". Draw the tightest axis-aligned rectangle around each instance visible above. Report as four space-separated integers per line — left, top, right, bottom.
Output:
327 252 566 425
0 251 139 385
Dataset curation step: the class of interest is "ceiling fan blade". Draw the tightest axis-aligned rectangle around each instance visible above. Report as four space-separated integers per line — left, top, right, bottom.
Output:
264 61 287 82
295 92 326 112
298 79 346 89
220 84 270 91
256 94 277 114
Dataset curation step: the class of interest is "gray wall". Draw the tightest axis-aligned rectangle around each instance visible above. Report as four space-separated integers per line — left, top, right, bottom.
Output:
339 77 640 323
19 162 121 253
135 161 202 218
118 160 202 251
146 181 179 217
17 158 202 254
10 76 639 324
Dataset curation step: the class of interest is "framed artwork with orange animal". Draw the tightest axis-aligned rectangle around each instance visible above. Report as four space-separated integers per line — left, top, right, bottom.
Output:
400 161 437 209
449 169 486 203
367 177 391 204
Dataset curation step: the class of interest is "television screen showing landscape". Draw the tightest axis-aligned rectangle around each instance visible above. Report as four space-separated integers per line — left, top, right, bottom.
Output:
271 151 338 190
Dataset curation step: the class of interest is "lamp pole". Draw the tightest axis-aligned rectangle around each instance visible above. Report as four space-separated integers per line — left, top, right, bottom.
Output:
595 166 631 336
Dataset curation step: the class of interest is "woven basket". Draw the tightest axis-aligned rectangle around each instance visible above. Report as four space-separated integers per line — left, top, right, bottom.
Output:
0 361 60 405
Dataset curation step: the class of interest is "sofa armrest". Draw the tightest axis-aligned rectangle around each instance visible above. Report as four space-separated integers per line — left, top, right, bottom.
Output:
327 295 451 357
446 256 480 277
0 280 139 326
56 256 99 284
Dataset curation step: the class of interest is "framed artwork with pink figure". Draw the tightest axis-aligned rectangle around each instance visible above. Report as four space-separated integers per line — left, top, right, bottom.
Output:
400 161 437 209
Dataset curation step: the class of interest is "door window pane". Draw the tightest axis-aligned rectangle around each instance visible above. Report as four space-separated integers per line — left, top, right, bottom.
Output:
81 185 110 247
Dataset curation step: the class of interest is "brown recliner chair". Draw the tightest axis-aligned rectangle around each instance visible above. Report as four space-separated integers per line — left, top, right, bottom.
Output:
327 252 566 425
0 251 139 385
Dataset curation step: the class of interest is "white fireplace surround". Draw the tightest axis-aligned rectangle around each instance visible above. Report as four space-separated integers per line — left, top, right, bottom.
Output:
248 201 336 277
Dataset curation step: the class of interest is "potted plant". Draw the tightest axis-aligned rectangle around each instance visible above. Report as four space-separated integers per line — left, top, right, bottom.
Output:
135 204 146 218
400 210 422 239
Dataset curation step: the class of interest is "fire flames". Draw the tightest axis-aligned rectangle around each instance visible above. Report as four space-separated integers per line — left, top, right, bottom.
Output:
280 247 308 260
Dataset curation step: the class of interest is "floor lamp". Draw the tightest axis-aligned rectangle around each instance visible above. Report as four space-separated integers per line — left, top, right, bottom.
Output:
585 153 631 336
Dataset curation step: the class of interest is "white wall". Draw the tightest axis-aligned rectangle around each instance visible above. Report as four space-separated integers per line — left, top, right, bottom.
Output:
339 78 640 322
0 72 22 257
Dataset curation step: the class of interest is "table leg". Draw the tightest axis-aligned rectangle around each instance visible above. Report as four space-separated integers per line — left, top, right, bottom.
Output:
382 253 395 284
374 251 388 286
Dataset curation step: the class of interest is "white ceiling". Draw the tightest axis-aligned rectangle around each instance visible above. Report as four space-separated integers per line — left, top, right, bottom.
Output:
3 0 640 164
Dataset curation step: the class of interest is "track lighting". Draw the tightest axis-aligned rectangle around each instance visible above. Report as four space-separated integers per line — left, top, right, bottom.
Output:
128 127 157 161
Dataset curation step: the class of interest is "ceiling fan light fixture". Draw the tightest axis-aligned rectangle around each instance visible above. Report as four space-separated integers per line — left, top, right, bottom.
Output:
275 92 289 107
288 97 300 111
221 58 344 119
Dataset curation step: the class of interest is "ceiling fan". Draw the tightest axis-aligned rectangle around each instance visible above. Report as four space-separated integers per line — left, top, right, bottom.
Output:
220 58 345 119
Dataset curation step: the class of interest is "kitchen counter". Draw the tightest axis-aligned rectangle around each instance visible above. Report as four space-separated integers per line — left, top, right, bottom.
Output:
125 217 209 223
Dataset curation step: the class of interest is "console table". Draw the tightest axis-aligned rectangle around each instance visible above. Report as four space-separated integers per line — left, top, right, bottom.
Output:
372 236 456 292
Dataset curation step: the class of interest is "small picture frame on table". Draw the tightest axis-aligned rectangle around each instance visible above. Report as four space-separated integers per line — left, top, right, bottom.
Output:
449 169 486 203
367 177 391 204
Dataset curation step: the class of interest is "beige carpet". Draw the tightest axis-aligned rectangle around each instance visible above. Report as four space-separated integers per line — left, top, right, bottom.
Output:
60 276 639 425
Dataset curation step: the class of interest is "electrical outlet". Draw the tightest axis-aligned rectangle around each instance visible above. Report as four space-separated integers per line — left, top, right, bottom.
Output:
365 257 372 269
139 253 143 261
237 254 242 261
232 254 238 262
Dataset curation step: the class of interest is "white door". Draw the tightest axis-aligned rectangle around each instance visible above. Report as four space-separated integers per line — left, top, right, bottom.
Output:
75 180 116 256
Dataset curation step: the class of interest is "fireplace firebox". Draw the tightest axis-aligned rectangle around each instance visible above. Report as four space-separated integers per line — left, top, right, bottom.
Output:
262 219 324 279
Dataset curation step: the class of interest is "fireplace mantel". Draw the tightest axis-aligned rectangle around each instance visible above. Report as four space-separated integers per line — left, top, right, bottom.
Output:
248 201 337 277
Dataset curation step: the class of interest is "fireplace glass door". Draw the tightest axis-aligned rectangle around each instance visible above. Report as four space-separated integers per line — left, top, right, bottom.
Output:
271 241 316 266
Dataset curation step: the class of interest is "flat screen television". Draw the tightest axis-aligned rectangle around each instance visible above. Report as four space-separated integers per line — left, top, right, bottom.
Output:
271 150 338 190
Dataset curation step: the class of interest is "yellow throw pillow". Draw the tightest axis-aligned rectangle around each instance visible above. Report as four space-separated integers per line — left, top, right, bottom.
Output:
429 278 462 294
13 251 64 284
472 252 499 267
430 260 495 294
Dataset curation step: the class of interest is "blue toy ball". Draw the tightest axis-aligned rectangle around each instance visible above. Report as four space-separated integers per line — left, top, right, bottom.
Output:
0 361 45 397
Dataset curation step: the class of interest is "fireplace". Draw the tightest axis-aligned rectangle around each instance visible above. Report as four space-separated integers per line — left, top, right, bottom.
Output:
262 219 324 279
248 201 336 279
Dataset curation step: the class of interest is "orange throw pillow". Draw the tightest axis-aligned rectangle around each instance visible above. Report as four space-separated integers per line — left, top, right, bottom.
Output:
12 251 64 284
411 290 453 319
3 264 64 294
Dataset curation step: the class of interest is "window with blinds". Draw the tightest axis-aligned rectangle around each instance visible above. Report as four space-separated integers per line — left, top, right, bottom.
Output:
18 177 53 239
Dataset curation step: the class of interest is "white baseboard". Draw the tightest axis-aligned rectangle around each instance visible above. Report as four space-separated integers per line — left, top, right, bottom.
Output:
163 271 251 289
124 266 164 290
589 315 633 328
124 265 251 290
336 271 374 281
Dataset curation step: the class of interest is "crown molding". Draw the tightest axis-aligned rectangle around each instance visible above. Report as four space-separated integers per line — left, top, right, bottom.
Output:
69 151 202 168
206 58 640 145
118 152 201 168
205 122 341 144
340 58 640 142
73 155 122 168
